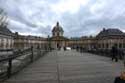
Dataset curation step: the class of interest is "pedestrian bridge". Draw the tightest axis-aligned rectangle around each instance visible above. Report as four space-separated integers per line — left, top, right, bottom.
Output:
2 50 125 83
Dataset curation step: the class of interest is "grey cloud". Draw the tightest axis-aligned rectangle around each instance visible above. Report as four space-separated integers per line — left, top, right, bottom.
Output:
59 0 125 37
0 0 125 37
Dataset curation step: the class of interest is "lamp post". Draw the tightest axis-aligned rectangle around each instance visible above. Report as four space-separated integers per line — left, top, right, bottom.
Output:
48 35 51 51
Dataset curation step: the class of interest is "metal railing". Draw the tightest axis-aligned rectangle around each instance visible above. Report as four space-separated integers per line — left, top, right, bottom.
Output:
0 47 49 81
76 47 125 59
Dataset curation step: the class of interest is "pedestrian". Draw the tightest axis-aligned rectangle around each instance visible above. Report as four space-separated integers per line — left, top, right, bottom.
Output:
64 47 66 51
114 71 125 83
111 44 118 62
76 46 79 51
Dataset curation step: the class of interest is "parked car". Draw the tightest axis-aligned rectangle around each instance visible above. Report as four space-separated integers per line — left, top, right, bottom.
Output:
66 47 71 50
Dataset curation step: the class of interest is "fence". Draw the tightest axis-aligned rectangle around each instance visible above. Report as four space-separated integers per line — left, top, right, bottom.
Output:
76 47 125 59
0 47 49 81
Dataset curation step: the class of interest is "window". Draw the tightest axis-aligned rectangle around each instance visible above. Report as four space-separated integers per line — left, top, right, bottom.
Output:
124 43 125 48
1 38 4 48
57 32 59 36
106 43 109 49
0 38 1 47
119 43 122 48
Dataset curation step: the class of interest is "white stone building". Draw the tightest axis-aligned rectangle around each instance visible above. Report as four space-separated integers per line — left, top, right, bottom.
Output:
0 26 14 49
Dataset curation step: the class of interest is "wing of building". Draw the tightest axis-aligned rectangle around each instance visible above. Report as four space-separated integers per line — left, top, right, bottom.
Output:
0 25 14 49
96 28 125 50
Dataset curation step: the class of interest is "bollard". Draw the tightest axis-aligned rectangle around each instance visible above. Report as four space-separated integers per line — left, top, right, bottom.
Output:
7 59 12 78
37 46 40 57
30 47 33 63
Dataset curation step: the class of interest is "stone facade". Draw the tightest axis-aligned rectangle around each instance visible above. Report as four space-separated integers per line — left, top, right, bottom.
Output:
49 22 96 50
14 32 48 49
95 28 125 50
49 23 125 50
0 22 125 50
0 26 14 49
0 13 14 49
50 22 68 49
0 33 14 49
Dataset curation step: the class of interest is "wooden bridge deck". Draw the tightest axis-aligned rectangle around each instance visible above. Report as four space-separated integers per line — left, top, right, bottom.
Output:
4 50 124 83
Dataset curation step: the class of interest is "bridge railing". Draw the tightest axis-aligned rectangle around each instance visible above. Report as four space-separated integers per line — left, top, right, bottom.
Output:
76 47 125 59
0 47 49 81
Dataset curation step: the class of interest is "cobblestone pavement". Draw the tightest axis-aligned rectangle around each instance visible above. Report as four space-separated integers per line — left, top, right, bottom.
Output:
4 50 124 83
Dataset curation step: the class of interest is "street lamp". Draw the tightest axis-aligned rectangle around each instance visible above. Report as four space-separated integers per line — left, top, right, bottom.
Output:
48 35 51 51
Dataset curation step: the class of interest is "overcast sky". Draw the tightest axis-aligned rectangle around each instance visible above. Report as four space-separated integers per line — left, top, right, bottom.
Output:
0 0 125 37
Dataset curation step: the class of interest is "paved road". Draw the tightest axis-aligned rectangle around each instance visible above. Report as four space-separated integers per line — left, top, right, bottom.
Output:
4 50 124 83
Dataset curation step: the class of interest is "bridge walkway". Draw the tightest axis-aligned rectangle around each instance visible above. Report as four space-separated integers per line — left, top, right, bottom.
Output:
4 50 124 83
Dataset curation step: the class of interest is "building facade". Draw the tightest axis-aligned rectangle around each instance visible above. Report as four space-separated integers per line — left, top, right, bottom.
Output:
49 22 125 51
49 22 96 50
95 28 125 50
0 26 14 49
0 22 125 51
14 32 49 49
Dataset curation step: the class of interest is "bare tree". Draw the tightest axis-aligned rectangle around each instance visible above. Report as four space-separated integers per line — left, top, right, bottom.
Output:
0 8 3 14
0 8 8 28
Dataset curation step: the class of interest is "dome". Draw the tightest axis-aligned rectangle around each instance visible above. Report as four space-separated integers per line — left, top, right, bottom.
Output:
52 22 64 32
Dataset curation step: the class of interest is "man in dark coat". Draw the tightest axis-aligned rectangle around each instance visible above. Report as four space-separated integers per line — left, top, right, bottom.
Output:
114 72 125 83
114 77 125 83
111 45 118 62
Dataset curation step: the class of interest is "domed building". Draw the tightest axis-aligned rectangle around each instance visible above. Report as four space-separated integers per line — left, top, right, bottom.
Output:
52 22 64 37
0 20 124 51
50 22 68 49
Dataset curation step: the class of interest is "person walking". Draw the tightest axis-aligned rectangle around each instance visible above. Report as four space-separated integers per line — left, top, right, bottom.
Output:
111 44 118 62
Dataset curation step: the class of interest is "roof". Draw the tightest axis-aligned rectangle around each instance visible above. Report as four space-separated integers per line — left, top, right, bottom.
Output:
15 34 47 41
70 37 82 40
70 37 94 41
50 36 69 41
97 28 125 37
0 26 13 36
52 22 64 32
